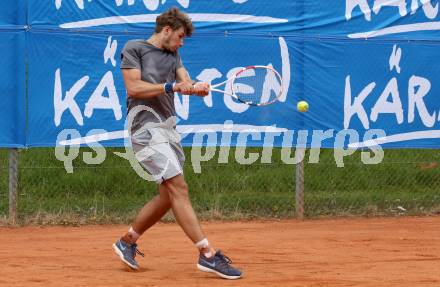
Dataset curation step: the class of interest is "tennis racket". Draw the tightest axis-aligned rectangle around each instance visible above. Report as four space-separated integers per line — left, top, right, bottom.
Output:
209 65 283 106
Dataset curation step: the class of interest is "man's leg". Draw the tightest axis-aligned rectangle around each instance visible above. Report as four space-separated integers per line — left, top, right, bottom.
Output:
163 174 242 280
113 185 171 270
122 185 171 243
162 175 206 245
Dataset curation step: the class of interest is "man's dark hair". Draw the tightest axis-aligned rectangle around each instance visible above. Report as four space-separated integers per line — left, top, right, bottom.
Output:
155 7 194 36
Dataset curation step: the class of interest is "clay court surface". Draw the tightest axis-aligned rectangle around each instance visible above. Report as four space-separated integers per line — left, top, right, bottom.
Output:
0 217 439 287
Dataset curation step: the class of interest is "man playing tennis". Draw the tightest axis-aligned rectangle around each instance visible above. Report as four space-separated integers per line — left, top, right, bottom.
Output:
112 7 242 280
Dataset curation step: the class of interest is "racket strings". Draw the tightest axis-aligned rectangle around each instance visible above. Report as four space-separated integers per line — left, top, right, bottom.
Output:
231 67 282 106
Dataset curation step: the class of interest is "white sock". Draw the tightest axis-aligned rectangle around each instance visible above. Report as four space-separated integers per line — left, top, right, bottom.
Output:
128 227 140 242
195 238 213 258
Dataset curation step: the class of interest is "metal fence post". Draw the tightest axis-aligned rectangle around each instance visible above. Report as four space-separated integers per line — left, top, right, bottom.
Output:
9 148 18 224
295 148 305 219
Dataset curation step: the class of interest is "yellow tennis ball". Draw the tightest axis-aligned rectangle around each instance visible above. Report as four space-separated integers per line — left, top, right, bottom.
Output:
297 101 309 112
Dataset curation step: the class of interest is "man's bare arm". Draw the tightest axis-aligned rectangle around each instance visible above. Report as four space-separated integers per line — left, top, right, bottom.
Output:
176 67 192 84
176 67 209 96
122 68 166 99
123 68 195 98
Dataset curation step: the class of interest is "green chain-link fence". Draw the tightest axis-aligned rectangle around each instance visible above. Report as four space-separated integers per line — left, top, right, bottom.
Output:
1 147 439 224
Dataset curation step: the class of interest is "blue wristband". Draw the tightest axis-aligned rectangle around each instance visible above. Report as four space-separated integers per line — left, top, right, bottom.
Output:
164 83 173 93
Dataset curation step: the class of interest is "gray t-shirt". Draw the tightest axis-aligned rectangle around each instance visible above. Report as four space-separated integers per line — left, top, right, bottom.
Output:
120 39 183 132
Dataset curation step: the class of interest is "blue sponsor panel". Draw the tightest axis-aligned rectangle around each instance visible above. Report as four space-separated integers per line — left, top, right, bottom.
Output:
28 1 440 40
0 0 26 26
343 0 440 40
27 30 129 147
22 29 116 147
0 1 26 147
298 37 440 148
289 1 440 40
0 31 26 147
26 29 296 147
177 34 296 147
28 0 293 32
179 36 440 148
23 0 440 148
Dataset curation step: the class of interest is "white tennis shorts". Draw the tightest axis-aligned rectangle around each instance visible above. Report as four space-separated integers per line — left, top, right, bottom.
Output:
131 127 185 184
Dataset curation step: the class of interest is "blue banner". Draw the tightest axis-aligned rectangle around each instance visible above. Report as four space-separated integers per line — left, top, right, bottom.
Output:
295 37 440 149
19 1 440 148
28 1 293 32
0 0 26 147
27 30 128 147
28 1 440 39
0 1 26 26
